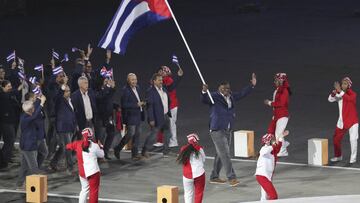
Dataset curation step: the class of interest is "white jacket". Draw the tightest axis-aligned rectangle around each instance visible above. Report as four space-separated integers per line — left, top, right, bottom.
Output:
82 141 104 178
183 148 206 179
255 138 283 181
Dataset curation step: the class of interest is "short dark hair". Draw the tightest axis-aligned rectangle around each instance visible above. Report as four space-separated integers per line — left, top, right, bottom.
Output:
1 80 10 88
151 73 162 81
25 92 35 101
218 81 230 88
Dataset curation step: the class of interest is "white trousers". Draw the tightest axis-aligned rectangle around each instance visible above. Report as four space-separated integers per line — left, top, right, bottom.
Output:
183 176 194 203
169 107 178 146
79 176 90 203
349 123 359 163
275 117 289 154
260 186 267 201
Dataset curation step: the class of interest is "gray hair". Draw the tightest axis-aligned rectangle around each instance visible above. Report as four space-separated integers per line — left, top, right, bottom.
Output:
77 76 88 86
22 101 34 113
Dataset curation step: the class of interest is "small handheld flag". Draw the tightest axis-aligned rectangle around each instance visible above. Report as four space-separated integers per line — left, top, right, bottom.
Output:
32 86 42 96
52 66 63 75
17 57 25 71
172 54 180 67
106 68 113 78
18 71 26 80
34 64 43 72
6 51 16 62
61 53 69 62
100 66 107 77
29 76 37 85
52 50 60 60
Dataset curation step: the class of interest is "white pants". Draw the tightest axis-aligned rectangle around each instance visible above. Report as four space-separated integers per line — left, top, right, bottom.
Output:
169 107 178 146
275 117 289 154
260 186 267 201
349 124 359 163
183 176 194 203
79 176 90 203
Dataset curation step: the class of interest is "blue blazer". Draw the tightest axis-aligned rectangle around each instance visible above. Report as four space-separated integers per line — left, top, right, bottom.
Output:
121 85 144 126
146 86 171 128
20 102 43 151
55 93 77 134
201 85 254 131
71 89 97 131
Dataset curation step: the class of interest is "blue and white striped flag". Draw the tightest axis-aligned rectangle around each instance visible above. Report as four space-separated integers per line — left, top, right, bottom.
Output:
34 64 43 72
172 54 179 66
61 53 69 62
52 50 60 60
29 76 37 85
6 51 16 62
52 66 63 75
98 0 172 54
18 71 26 80
106 68 113 78
32 86 42 96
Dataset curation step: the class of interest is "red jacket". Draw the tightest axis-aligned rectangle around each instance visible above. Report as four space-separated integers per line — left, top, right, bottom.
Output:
271 86 289 120
341 89 359 129
66 141 85 178
163 76 178 109
329 89 359 129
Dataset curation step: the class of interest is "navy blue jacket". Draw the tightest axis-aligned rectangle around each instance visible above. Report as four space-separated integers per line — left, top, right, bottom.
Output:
121 85 144 126
55 91 77 133
33 100 46 140
146 86 171 128
20 102 43 151
71 89 97 131
201 85 254 131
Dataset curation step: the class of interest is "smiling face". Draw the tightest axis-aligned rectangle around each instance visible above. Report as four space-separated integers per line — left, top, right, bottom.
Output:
153 75 163 89
218 83 231 96
127 73 138 88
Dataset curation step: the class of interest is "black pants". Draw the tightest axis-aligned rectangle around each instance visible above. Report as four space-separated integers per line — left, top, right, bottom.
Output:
115 124 141 157
0 123 16 165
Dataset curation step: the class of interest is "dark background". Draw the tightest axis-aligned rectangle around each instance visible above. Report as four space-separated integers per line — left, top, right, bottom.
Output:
1 0 360 166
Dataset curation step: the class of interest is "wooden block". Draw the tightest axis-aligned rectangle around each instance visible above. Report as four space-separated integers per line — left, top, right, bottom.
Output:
157 185 178 203
308 138 328 166
26 175 47 203
234 130 255 158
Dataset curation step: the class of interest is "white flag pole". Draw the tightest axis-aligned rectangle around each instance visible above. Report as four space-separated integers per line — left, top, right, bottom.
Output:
164 0 214 104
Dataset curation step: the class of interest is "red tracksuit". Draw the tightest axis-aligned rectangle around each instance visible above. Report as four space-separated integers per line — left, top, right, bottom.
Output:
267 86 290 135
328 89 359 159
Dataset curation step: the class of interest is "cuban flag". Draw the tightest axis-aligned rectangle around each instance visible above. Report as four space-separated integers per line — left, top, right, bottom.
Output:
100 66 107 77
98 0 172 54
61 53 69 62
106 68 113 78
53 66 63 75
29 76 37 85
6 51 16 62
32 86 42 96
172 54 179 66
18 71 26 80
34 64 43 72
52 50 60 60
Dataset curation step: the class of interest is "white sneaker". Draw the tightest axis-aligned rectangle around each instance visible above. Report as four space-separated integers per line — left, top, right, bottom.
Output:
153 142 164 147
277 151 288 157
350 160 356 164
169 142 178 148
330 156 343 162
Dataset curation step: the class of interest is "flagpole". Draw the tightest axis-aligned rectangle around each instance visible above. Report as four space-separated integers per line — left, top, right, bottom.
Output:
164 0 214 104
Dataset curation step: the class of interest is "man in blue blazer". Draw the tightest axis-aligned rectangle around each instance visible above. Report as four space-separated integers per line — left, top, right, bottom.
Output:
114 73 145 160
142 73 172 158
50 84 76 172
201 73 257 187
71 76 97 132
16 95 47 188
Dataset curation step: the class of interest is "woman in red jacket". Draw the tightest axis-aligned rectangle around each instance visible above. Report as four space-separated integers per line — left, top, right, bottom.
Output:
328 77 358 165
264 73 291 157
